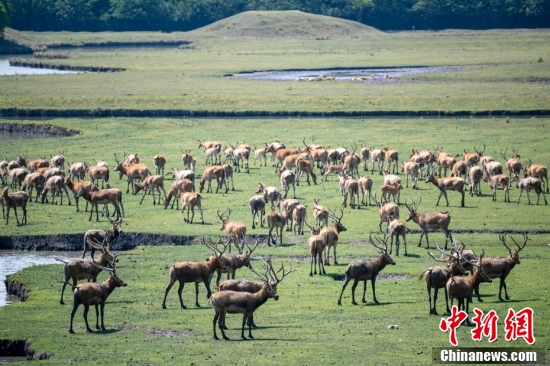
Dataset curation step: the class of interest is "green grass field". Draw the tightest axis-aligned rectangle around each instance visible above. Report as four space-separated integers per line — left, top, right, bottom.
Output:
1 10 549 365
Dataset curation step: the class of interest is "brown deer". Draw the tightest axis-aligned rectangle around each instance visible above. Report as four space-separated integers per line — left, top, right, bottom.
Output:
446 250 492 323
199 166 225 194
383 148 399 174
386 215 409 256
449 160 468 181
87 165 110 189
305 222 325 276
214 241 258 286
20 172 45 203
436 152 457 177
380 183 403 205
295 158 317 186
217 208 247 252
372 193 399 233
65 177 95 213
264 141 286 165
401 161 420 189
463 145 485 171
420 244 467 315
313 198 329 227
76 186 123 222
523 159 548 193
425 173 465 207
256 182 280 209
405 197 453 249
180 192 204 224
370 148 385 174
198 140 222 165
512 175 547 205
358 176 373 206
337 234 396 306
164 178 194 209
153 154 167 175
469 166 483 196
483 173 510 202
273 147 300 171
181 151 195 171
68 162 89 182
321 164 343 181
162 236 228 309
132 175 167 205
342 148 360 178
249 195 266 229
321 207 347 265
82 219 123 259
342 175 359 209
473 234 527 302
360 145 370 171
501 147 522 180
292 204 307 235
265 210 286 246
278 169 296 199
113 153 150 194
232 145 250 173
252 146 267 166
122 153 139 166
40 175 72 206
221 163 234 192
209 258 294 340
50 151 65 171
26 157 49 172
2 188 29 225
277 196 300 232
7 167 27 190
484 161 503 178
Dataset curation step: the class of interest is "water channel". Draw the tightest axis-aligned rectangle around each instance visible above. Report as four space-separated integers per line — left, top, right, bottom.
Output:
0 55 79 76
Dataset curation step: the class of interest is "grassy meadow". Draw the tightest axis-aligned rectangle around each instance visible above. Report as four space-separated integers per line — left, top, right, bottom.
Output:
1 9 550 365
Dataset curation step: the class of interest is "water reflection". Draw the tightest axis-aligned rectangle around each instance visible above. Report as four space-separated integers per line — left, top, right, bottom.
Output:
0 55 80 76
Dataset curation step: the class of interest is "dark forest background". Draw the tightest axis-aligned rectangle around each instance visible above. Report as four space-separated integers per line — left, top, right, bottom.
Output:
1 0 549 34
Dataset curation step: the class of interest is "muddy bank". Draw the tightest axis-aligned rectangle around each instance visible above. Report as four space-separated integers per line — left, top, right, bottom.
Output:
4 280 29 302
0 339 52 360
1 108 549 119
0 122 80 137
8 59 125 72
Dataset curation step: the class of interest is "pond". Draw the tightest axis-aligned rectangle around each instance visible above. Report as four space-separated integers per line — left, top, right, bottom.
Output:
231 66 468 81
0 55 80 76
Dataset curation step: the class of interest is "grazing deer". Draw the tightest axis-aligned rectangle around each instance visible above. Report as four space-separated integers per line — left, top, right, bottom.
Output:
322 164 343 181
469 166 483 196
67 257 126 333
512 174 547 205
58 239 118 304
279 169 296 199
40 175 72 206
198 140 222 165
214 241 258 286
2 188 29 225
372 193 399 233
252 147 267 166
50 151 65 171
420 244 467 315
68 162 89 182
405 197 453 249
358 176 373 206
132 175 167 205
164 178 194 209
181 151 195 171
20 172 45 203
313 198 329 227
277 196 300 232
87 165 110 189
180 192 204 224
321 207 347 265
295 158 317 186
82 219 123 259
153 154 167 175
210 258 294 340
401 161 420 189
446 250 492 323
76 186 123 222
523 159 548 193
217 208 246 253
65 177 95 213
473 234 527 302
370 148 385 174
249 195 266 229
501 148 522 180
384 148 399 174
256 182 280 210
425 173 465 207
337 234 396 306
162 237 228 309
386 215 409 256
199 166 225 194
483 173 510 202
380 183 403 205
292 204 307 235
113 153 150 194
265 210 286 246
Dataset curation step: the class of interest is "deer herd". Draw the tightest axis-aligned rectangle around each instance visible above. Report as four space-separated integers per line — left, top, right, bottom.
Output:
2 140 546 338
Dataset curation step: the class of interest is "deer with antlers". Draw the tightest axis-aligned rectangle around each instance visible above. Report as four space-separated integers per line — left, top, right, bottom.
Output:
153 154 167 175
256 182 280 210
210 258 294 340
501 147 522 181
405 197 453 249
473 234 527 302
162 237 228 309
446 250 492 323
358 176 373 206
512 174 547 205
217 208 247 253
321 207 347 265
523 159 548 193
113 153 150 194
425 172 465 207
214 240 258 286
337 234 396 306
463 145 485 171
132 175 167 205
2 188 29 225
82 219 122 259
420 244 467 315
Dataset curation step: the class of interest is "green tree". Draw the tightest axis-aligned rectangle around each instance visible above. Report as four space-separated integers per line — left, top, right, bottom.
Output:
0 0 10 35
349 0 373 22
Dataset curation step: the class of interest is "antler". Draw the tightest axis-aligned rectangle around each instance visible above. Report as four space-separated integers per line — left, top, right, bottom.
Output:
249 257 271 283
327 206 344 222
267 259 296 284
427 250 447 263
201 235 229 254
244 240 259 256
368 233 389 252
508 233 528 253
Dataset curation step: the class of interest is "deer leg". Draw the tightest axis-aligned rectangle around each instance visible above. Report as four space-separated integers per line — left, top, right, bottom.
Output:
337 277 352 306
310 254 315 276
194 282 201 307
69 297 81 333
499 276 509 301
371 279 380 304
474 284 482 302
213 311 220 340
95 304 101 330
319 253 326 275
432 286 439 315
177 281 187 309
350 280 359 305
333 244 338 265
361 280 368 303
427 284 433 315
83 304 93 332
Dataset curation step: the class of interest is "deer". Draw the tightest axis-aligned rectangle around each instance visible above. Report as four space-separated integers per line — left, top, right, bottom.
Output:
132 175 167 205
277 152 307 174
295 158 317 186
273 147 301 171
203 147 218 166
411 148 436 178
305 222 325 275
249 195 266 229
252 147 267 166
76 185 123 222
401 161 420 189
483 173 510 202
277 196 300 232
2 188 29 225
370 148 386 174
87 165 110 189
386 215 409 256
181 151 195 171
113 153 150 194
65 177 97 213
383 148 399 174
214 241 258 287
449 161 468 181
220 163 234 192
372 193 399 233
153 154 167 175
264 141 286 165
359 146 371 171
469 166 483 196
425 172 465 207
122 153 139 166
380 183 403 205
420 244 467 315
8 168 28 190
436 151 457 177
342 148 360 178
58 239 118 305
463 145 485 171
50 151 65 171
321 207 347 265
256 182 280 210
278 169 296 199
342 175 359 209
180 191 204 224
210 258 294 340
446 250 492 323
26 157 49 172
292 204 307 235
232 145 250 173
68 162 89 182
501 147 522 180
405 197 453 249
40 175 72 206
512 174 547 205
217 208 247 253
322 164 344 181
199 166 225 194
523 159 548 193
484 161 503 178
473 234 527 302
167 167 195 183
82 219 123 259
162 236 228 309
20 172 45 203
313 198 329 227
337 233 396 306
198 140 222 164
164 178 194 209
358 176 373 206
382 169 401 187
265 210 286 246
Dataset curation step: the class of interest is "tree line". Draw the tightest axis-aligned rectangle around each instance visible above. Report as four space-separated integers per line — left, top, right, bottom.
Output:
3 0 550 33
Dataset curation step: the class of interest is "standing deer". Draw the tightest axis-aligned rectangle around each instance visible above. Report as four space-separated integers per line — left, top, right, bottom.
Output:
256 182 280 209
265 210 286 246
2 188 29 225
321 207 347 265
483 173 510 202
132 175 167 205
68 162 89 182
214 241 258 286
358 176 373 206
199 166 225 194
401 161 420 189
164 178 194 209
180 192 204 224
50 151 65 171
425 173 465 207
523 159 548 193
360 146 370 171
386 215 409 256
292 204 307 235
463 145 485 171
405 197 453 249
512 174 547 205
279 169 296 199
40 175 72 206
181 151 195 171
198 140 221 165
337 234 396 306
277 196 300 232
501 148 522 181
76 186 123 222
64 177 95 213
384 148 399 174
82 219 123 259
153 154 167 175
313 198 329 227
113 153 150 194
87 165 110 189
162 237 228 309
342 175 359 209
370 148 385 174
249 195 266 229
20 172 45 203
469 166 483 196
372 193 399 233
252 147 267 166
305 222 325 276
217 208 246 253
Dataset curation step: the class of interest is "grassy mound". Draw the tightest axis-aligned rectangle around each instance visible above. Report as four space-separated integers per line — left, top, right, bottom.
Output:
191 10 383 39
